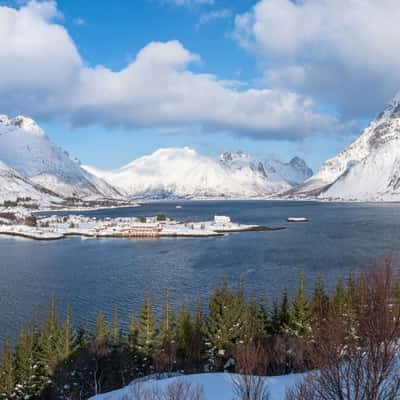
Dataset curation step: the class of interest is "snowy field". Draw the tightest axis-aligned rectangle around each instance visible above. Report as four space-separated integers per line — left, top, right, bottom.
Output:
90 372 304 400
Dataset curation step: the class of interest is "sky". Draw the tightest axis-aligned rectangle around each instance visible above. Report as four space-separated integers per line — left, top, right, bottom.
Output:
1 0 399 170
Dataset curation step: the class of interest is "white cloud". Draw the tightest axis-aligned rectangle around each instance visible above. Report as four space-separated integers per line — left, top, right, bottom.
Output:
73 16 85 26
163 0 214 6
0 0 346 140
197 8 232 27
234 0 400 117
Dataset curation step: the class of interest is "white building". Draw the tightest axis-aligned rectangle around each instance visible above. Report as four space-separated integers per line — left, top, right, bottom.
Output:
214 215 231 224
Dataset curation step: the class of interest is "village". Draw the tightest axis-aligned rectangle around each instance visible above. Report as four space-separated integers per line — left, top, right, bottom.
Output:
0 213 274 241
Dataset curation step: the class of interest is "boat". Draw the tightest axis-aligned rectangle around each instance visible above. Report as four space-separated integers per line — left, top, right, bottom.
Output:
176 205 182 209
287 217 309 223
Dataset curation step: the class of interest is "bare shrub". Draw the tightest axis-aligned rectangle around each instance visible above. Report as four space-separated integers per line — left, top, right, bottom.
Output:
123 380 204 400
286 262 400 400
232 342 270 400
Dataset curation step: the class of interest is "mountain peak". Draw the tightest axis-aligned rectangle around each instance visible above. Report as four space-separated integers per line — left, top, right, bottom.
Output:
0 114 44 136
10 116 44 135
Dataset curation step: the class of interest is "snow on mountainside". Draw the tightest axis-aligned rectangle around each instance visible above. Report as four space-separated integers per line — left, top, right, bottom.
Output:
0 160 60 204
293 92 400 200
0 115 121 200
84 148 311 200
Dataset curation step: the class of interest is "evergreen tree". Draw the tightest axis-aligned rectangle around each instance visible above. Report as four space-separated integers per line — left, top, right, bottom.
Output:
56 306 76 362
159 290 175 350
94 311 109 346
15 325 44 398
243 291 266 342
110 307 121 347
290 273 311 337
0 339 16 398
270 300 282 334
176 302 193 367
191 298 206 370
311 276 329 321
279 288 291 330
128 311 138 352
333 277 347 318
137 295 157 356
39 298 60 376
207 278 246 360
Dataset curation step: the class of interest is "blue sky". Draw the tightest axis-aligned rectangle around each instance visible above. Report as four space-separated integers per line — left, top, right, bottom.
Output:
1 0 399 170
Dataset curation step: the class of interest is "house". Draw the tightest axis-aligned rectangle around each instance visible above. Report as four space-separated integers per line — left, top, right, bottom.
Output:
214 215 231 224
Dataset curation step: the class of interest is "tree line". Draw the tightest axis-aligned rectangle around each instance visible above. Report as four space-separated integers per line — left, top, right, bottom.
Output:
1 261 400 399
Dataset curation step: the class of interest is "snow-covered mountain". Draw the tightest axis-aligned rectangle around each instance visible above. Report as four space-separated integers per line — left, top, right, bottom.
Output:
0 115 121 201
292 92 400 201
0 160 60 204
84 148 312 200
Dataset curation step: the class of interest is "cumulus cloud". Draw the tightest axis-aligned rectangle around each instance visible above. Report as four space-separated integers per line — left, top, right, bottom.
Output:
0 0 346 140
234 0 400 117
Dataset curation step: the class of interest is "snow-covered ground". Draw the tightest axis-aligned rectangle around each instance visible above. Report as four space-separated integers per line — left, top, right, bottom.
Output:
90 372 304 400
0 215 268 240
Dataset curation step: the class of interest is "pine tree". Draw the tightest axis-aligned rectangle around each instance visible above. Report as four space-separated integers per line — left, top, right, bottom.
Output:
176 302 193 367
15 325 44 398
333 277 347 318
159 290 175 350
56 307 76 361
311 276 329 323
290 273 311 337
110 307 121 347
137 295 157 356
128 311 138 352
270 300 281 334
279 288 291 330
243 291 266 342
207 278 246 359
39 297 60 376
0 339 16 398
158 290 176 370
191 298 206 370
94 311 109 346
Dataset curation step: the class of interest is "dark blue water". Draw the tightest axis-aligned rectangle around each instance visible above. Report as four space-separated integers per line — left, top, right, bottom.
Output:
1 200 400 343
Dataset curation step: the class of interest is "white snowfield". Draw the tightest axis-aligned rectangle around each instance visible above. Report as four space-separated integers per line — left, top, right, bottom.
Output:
83 148 312 200
90 372 304 400
294 91 400 201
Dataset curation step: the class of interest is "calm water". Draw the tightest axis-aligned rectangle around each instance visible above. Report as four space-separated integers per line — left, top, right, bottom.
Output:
1 200 400 343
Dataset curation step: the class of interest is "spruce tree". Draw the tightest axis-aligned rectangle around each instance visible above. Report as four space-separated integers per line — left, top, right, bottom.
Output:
0 339 16 398
137 295 157 356
128 311 138 352
191 298 206 370
176 302 193 366
159 290 175 351
270 300 281 334
311 276 329 321
110 307 121 347
94 311 109 346
15 325 44 398
243 291 266 342
207 278 246 361
279 288 291 330
333 277 347 318
56 306 76 362
290 273 311 337
39 297 60 376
